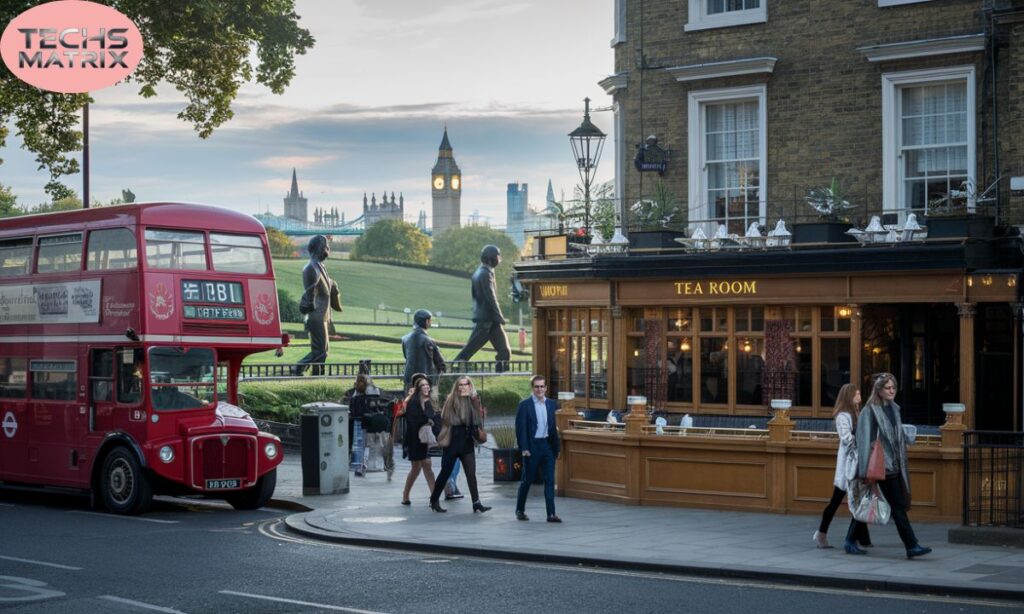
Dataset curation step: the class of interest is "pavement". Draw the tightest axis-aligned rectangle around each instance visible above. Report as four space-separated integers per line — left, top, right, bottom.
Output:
270 446 1024 602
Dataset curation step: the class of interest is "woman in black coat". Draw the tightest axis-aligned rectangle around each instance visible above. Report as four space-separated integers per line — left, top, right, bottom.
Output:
401 376 437 505
428 376 491 514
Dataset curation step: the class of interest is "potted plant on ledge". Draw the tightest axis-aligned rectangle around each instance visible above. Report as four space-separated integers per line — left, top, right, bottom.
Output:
792 177 857 244
924 179 995 240
628 180 686 250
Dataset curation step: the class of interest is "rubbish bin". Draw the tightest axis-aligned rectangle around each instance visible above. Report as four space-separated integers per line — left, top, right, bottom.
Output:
300 402 349 495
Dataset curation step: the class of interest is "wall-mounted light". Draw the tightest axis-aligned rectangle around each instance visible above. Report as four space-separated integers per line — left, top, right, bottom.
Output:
982 275 993 286
837 306 852 318
680 339 691 352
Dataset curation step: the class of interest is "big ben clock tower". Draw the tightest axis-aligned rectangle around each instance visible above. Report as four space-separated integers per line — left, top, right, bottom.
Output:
431 128 461 236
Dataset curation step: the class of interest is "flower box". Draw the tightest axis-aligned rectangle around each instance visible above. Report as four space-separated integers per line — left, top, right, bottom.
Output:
791 221 857 244
627 230 688 250
925 214 994 240
492 448 543 483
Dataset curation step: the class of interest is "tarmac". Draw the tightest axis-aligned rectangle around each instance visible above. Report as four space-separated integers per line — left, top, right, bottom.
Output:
271 445 1024 603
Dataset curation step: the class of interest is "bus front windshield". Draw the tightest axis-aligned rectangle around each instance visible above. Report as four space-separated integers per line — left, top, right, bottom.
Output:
149 347 215 410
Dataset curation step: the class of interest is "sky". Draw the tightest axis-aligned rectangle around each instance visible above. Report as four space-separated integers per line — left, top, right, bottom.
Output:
2 0 616 228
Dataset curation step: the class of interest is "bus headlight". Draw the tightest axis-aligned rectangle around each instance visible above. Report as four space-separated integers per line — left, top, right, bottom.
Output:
264 442 278 460
159 445 175 463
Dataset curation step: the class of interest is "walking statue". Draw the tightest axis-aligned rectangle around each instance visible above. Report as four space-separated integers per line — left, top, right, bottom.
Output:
402 309 447 386
454 244 511 372
295 235 342 375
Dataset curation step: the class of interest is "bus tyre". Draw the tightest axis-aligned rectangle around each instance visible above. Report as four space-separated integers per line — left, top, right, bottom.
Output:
99 447 153 515
226 469 277 510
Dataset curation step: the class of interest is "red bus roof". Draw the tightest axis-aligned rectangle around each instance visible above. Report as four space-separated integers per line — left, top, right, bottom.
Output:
0 202 265 236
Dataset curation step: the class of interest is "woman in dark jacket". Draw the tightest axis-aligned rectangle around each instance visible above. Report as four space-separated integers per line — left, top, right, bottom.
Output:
854 373 931 559
400 376 437 505
428 376 490 514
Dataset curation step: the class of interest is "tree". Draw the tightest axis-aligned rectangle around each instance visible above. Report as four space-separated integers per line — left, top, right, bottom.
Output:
0 1 315 199
584 181 616 241
266 227 295 258
429 225 519 317
29 194 83 215
0 183 20 217
351 219 430 265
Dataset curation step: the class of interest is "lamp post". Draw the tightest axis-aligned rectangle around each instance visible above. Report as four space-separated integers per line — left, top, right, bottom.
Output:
568 97 606 237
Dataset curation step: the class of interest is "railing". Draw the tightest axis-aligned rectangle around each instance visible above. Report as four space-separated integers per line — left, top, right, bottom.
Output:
240 359 534 380
963 431 1024 528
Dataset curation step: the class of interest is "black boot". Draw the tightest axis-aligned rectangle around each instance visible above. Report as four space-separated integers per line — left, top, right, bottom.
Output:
473 501 491 513
429 500 447 513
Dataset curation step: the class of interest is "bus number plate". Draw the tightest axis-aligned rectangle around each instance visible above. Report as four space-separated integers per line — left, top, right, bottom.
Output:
205 479 240 490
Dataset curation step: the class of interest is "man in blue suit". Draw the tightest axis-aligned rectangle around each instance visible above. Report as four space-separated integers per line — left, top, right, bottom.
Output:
515 374 561 522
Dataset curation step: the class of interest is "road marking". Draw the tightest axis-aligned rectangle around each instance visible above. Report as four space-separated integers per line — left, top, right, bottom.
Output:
69 511 179 524
0 576 65 602
219 590 390 613
0 555 82 571
99 595 187 613
420 559 451 563
0 502 15 507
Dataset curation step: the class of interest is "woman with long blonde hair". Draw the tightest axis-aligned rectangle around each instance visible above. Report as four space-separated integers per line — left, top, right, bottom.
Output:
428 376 490 513
813 383 871 550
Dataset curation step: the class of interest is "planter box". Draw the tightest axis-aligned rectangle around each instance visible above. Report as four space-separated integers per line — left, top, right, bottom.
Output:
791 221 856 244
925 215 995 240
627 230 687 250
492 448 543 483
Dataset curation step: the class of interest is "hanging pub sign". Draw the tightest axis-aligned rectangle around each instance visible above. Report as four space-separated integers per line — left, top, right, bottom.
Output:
634 135 669 175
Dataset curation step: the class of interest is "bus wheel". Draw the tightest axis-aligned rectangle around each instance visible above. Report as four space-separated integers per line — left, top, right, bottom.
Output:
99 447 153 515
225 469 277 510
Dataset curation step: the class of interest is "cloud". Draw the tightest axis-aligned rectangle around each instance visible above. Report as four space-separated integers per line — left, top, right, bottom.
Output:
253 154 339 170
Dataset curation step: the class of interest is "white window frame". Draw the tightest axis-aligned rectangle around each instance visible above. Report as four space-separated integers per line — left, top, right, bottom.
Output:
612 0 627 46
688 85 767 231
878 0 932 7
881 66 975 218
613 100 625 225
685 0 766 32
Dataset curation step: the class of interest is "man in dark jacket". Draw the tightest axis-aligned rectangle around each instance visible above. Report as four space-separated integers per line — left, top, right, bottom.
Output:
402 309 446 387
454 244 511 372
514 374 561 522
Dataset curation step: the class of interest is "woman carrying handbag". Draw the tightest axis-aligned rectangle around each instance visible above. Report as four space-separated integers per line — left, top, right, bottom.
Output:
401 375 438 506
853 373 932 559
813 384 872 551
428 376 491 514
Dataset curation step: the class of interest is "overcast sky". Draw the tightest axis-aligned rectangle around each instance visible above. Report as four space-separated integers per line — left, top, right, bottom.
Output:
2 0 615 227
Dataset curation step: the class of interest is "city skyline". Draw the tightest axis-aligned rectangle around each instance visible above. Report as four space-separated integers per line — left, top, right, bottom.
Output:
1 0 615 227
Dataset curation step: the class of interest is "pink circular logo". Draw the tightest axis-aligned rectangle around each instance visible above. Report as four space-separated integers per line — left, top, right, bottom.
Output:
0 1 143 93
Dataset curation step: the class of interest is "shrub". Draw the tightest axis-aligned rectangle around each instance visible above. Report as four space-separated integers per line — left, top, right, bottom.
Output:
277 288 303 323
238 380 348 423
489 424 518 448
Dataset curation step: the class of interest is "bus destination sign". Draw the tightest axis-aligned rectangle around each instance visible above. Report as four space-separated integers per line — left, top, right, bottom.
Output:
181 280 244 305
183 305 245 321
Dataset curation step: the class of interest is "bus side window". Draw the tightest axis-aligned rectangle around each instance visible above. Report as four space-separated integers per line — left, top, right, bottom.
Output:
0 238 33 276
37 233 83 273
87 228 138 271
29 360 77 401
89 350 114 402
0 357 27 399
117 349 143 405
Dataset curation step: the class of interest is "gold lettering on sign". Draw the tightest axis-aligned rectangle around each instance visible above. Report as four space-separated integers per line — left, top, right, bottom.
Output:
675 280 757 296
539 285 569 298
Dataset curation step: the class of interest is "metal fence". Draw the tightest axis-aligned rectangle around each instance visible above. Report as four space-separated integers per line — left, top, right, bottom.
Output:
963 431 1024 528
240 359 534 381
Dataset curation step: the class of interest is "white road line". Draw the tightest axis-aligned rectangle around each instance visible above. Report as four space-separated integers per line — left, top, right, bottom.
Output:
69 511 179 524
0 555 82 571
99 595 187 613
219 590 390 613
0 502 15 507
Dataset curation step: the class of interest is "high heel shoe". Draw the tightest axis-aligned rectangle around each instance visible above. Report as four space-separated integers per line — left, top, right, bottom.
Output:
813 530 832 549
429 500 447 513
473 501 491 513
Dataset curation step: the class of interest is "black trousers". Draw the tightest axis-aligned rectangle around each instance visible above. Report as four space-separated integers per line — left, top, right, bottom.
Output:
296 317 329 375
430 430 479 504
820 485 870 542
455 321 511 372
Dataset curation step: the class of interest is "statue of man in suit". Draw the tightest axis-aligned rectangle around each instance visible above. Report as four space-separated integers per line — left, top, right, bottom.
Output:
454 244 511 372
295 235 341 375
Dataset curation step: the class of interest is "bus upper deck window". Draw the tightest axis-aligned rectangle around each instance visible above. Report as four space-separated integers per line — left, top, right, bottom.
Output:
0 238 33 276
37 233 83 273
210 233 267 274
144 229 207 270
88 228 138 270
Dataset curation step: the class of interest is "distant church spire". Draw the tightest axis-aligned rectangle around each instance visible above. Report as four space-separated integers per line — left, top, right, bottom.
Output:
290 168 300 197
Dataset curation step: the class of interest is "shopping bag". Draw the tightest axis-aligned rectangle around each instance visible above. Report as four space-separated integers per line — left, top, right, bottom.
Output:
848 480 891 525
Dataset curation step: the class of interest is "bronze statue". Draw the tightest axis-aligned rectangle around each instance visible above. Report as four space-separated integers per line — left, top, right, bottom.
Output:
454 244 511 372
295 235 341 375
402 309 446 386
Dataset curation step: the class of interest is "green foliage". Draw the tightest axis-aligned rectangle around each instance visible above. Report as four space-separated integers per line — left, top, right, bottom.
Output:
489 424 518 448
122 188 136 203
0 183 19 217
805 177 854 221
351 219 430 265
630 179 681 230
589 181 617 240
30 194 83 214
0 1 315 198
277 288 302 323
266 227 294 258
238 380 346 423
429 225 519 316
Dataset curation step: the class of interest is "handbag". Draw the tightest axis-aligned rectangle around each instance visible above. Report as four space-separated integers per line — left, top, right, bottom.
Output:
473 425 487 445
418 424 437 446
848 481 891 525
866 438 885 482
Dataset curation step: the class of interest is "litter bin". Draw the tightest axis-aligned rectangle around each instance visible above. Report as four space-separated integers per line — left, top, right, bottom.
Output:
300 402 349 495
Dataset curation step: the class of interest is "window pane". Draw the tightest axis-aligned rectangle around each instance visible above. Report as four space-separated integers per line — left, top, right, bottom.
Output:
821 338 851 408
0 238 32 276
0 357 27 398
736 338 765 405
210 233 267 274
87 228 137 270
118 348 144 404
30 360 77 400
700 338 728 404
794 340 813 406
548 336 567 398
666 308 692 332
38 234 82 273
627 337 647 397
570 336 585 399
667 338 693 403
590 336 607 399
900 80 969 212
145 229 207 270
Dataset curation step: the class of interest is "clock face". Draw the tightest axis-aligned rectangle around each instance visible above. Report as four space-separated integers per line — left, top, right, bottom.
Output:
433 176 444 190
450 176 461 190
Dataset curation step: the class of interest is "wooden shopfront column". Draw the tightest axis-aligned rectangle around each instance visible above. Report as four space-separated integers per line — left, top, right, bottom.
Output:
849 304 862 393
957 302 976 429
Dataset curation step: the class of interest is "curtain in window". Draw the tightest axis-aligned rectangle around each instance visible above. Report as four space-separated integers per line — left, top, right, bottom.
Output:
900 82 968 211
705 100 760 231
707 0 759 14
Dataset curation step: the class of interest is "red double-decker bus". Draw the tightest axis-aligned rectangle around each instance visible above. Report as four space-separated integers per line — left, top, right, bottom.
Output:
0 203 285 514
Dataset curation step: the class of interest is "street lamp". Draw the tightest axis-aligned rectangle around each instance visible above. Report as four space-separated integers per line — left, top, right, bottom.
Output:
403 307 411 325
568 97 606 236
